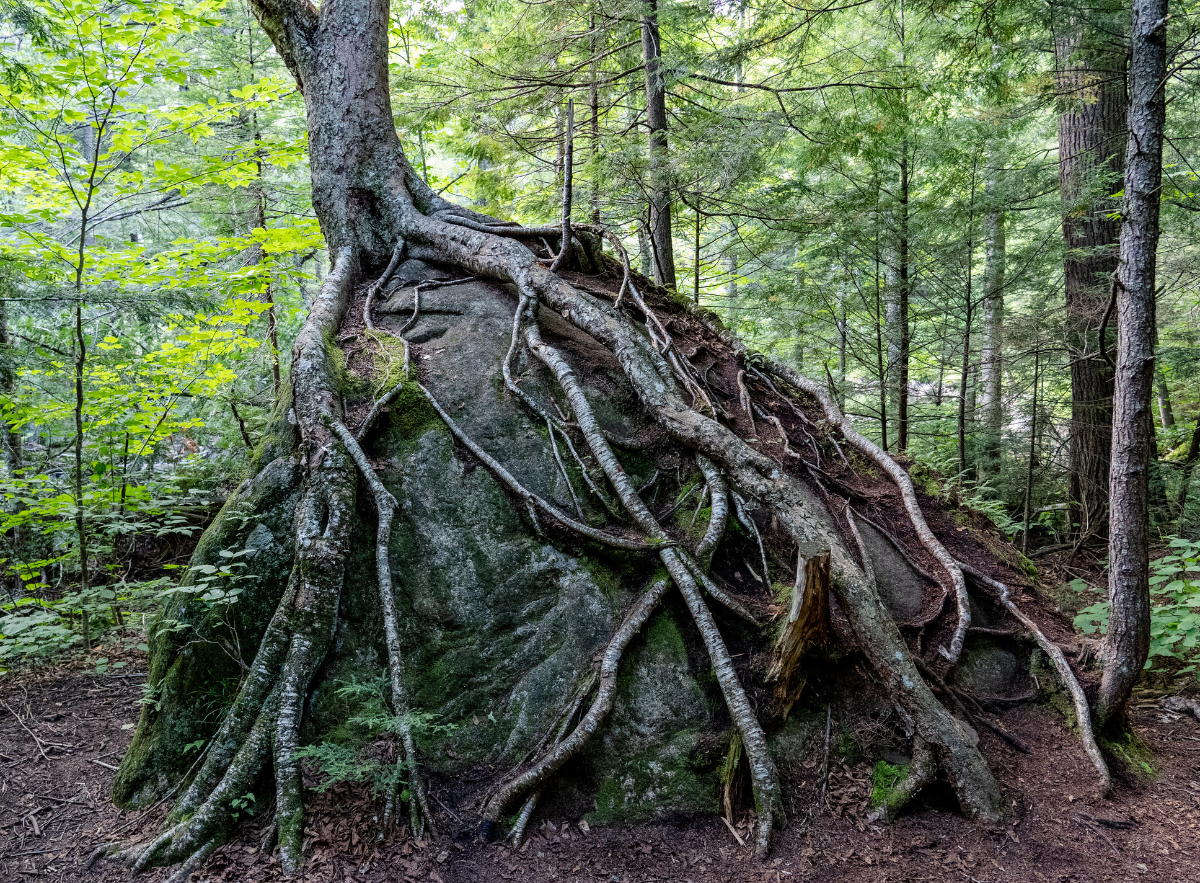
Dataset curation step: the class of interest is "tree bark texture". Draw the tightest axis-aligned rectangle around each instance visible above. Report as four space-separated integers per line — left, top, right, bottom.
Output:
641 0 676 289
1099 0 1167 729
1054 0 1127 539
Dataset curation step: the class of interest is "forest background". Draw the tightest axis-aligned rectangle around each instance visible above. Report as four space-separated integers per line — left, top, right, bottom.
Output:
0 0 1198 685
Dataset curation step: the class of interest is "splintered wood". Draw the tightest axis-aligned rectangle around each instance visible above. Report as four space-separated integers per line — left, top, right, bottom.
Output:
767 550 831 719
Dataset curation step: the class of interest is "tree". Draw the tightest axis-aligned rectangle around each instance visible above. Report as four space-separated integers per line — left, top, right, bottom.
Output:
1053 0 1127 542
103 0 1108 877
641 0 676 289
1099 0 1169 730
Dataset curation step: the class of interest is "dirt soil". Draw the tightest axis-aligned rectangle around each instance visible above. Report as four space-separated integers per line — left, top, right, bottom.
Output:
2 648 1198 883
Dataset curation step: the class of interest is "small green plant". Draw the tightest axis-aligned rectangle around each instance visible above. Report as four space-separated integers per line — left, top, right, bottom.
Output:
293 675 453 798
1075 537 1200 676
229 791 256 820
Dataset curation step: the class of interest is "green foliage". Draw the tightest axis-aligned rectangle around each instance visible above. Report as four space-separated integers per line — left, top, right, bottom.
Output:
870 760 910 813
293 675 453 798
1074 538 1200 676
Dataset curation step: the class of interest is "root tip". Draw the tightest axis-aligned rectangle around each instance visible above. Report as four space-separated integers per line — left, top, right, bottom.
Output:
480 819 501 843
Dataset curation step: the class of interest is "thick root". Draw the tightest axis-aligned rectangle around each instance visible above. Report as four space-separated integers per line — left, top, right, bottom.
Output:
870 737 935 822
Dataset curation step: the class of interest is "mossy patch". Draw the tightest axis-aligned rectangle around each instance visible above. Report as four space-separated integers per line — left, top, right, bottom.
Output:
323 328 370 403
1101 731 1156 779
835 728 861 764
588 730 717 824
870 760 911 815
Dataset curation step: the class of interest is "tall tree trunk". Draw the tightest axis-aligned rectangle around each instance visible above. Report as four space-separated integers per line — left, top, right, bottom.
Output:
641 0 676 289
875 237 889 450
898 146 911 450
978 180 1005 482
1022 348 1041 555
885 150 911 451
1098 0 1167 730
1054 0 1127 540
958 163 977 480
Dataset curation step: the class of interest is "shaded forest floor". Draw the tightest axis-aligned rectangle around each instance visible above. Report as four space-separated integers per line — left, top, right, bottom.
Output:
2 648 1198 883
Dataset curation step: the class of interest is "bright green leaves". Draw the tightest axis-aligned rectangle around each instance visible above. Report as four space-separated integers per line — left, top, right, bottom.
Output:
1074 537 1200 675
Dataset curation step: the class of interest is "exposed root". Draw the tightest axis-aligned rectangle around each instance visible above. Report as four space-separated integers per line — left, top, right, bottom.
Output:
736 370 758 440
547 417 586 520
481 578 671 838
958 562 1111 793
328 416 437 838
357 379 406 440
870 737 935 822
732 492 770 590
417 382 660 552
695 455 728 565
761 360 972 665
509 791 541 846
163 838 219 883
521 321 779 856
680 553 759 625
666 548 779 855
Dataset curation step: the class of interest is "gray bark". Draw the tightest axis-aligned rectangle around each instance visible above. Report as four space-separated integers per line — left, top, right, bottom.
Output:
641 0 676 288
1054 0 1127 539
1099 0 1167 729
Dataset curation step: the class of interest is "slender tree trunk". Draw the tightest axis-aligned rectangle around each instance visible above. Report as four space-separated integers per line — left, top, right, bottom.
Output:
1022 349 1041 555
641 0 676 289
1154 326 1174 428
1054 0 1127 540
1098 0 1167 729
978 179 1005 482
0 295 20 479
897 146 911 450
875 239 889 450
837 274 848 399
589 12 601 225
958 165 977 479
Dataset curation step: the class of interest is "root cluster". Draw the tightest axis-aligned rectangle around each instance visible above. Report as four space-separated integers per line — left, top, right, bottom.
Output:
116 197 1107 879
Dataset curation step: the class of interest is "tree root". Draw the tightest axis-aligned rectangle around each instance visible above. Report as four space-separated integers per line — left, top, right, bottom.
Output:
163 837 219 883
957 562 1111 793
340 204 1001 847
328 416 437 838
518 321 780 855
761 360 972 665
869 737 935 822
416 382 659 552
481 578 671 840
732 492 771 590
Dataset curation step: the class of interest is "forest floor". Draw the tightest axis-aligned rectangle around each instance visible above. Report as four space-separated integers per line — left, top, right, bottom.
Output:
1 646 1198 883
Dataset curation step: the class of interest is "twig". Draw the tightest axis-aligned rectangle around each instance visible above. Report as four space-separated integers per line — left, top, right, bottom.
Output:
1 699 50 762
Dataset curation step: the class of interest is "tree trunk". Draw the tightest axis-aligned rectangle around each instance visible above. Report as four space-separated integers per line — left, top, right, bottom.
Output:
1054 0 1127 540
1098 0 1167 730
978 184 1005 482
641 0 676 289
